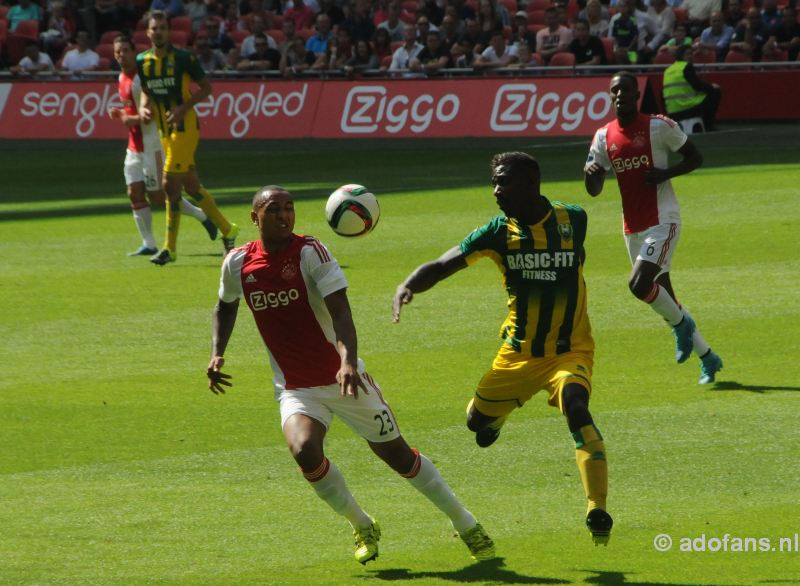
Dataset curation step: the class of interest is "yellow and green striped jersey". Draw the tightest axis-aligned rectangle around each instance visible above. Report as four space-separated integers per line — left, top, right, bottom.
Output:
136 46 205 136
459 200 594 358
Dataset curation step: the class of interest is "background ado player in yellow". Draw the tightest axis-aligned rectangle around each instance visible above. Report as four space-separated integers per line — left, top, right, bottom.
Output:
393 151 613 546
137 10 238 265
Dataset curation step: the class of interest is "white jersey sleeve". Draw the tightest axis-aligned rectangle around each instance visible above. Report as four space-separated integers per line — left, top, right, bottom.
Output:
218 248 246 302
133 73 162 152
585 126 611 172
652 115 687 154
300 238 348 298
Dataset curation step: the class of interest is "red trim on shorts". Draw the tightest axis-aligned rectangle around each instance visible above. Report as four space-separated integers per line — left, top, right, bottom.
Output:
644 284 660 304
302 457 330 483
402 448 421 478
657 223 677 266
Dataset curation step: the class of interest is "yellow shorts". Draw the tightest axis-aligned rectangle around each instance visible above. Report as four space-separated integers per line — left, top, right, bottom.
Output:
472 346 594 418
163 129 198 174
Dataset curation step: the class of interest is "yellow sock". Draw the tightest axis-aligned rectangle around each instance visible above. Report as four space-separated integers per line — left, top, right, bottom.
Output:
573 424 608 513
190 186 232 236
165 199 181 253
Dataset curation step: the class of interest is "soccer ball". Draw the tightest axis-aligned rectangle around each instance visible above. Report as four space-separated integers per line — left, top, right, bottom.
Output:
325 184 380 237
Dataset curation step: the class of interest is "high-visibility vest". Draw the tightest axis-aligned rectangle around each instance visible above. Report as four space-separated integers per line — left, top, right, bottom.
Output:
663 61 705 114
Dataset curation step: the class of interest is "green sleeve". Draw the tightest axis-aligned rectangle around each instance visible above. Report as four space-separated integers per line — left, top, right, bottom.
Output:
459 216 505 266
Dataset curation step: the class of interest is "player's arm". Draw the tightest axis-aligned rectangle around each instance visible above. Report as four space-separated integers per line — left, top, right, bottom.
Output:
584 130 610 196
168 77 212 127
392 245 467 323
644 137 703 185
208 298 238 394
139 87 154 122
324 288 368 399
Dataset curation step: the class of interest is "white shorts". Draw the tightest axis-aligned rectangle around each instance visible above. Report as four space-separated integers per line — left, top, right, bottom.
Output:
278 372 401 443
625 222 681 273
123 148 164 192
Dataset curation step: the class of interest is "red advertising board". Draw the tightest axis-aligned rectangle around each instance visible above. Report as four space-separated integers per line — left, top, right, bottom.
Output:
0 77 630 140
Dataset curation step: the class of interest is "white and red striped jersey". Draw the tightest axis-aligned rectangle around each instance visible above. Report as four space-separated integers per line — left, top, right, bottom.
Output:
586 113 687 234
219 235 350 391
118 70 162 154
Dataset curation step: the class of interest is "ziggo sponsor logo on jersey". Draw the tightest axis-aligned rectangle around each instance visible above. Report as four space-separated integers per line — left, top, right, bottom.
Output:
612 154 651 173
490 83 612 132
249 289 301 311
194 84 308 138
19 85 123 137
341 86 460 134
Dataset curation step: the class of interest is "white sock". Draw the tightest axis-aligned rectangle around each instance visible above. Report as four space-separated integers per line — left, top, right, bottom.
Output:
682 308 711 356
132 205 156 249
403 451 477 533
644 284 683 326
180 196 207 222
305 458 373 530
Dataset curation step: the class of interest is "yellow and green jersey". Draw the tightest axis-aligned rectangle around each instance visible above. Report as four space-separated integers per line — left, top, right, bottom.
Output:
136 46 205 137
460 200 594 358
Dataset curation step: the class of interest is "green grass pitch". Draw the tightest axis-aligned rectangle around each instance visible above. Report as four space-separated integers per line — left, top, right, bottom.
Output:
1 125 799 585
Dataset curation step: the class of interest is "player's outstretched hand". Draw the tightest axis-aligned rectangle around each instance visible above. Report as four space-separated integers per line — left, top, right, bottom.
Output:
337 363 368 399
644 167 670 185
207 356 232 395
392 286 414 323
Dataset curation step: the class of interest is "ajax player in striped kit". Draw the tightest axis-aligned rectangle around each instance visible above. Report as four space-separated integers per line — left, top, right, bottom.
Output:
584 72 723 384
207 185 495 565
109 35 216 257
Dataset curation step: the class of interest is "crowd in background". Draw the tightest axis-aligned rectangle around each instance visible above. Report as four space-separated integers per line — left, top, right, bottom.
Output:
1 0 798 77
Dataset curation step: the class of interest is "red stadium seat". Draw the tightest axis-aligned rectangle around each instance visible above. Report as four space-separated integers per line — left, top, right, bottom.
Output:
133 30 149 45
296 28 314 41
380 54 392 68
13 19 39 39
502 25 511 39
136 17 148 31
527 23 545 34
654 50 676 64
527 9 546 24
230 29 249 44
548 51 575 67
0 19 8 46
673 7 688 23
136 42 149 53
98 56 111 70
271 14 283 29
527 0 553 10
96 42 116 61
99 30 122 45
0 5 8 20
170 15 192 33
724 49 751 62
692 48 715 63
762 48 789 61
601 36 615 64
267 29 285 44
500 0 517 13
169 30 189 47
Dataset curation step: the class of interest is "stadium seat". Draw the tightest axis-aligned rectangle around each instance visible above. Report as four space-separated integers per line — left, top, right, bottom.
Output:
171 16 192 34
654 50 676 64
230 29 249 44
133 30 149 45
724 49 751 62
401 0 416 11
268 29 285 44
13 19 39 39
567 0 580 19
136 42 149 53
500 0 517 13
527 23 545 34
271 14 283 29
502 25 511 39
549 51 575 67
0 19 7 46
136 17 147 31
96 43 116 61
0 4 8 20
527 9 546 24
399 9 416 23
380 54 392 68
6 20 40 65
527 0 553 10
99 30 122 45
762 49 789 61
169 30 189 47
601 36 615 64
673 7 688 23
692 49 715 63
98 56 111 70
296 28 314 41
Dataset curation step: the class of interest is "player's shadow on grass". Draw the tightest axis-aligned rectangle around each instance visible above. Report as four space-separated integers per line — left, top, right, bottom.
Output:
364 557 569 584
583 569 717 586
709 380 800 393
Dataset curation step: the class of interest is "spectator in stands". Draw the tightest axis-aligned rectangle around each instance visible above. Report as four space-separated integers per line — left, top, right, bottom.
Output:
476 0 503 47
452 36 477 67
344 38 379 75
510 11 536 51
195 34 226 71
306 13 333 58
452 0 476 23
280 36 315 75
240 14 278 56
495 0 512 27
647 0 676 48
462 18 484 52
223 47 241 70
280 17 297 50
579 0 609 23
417 0 444 26
570 18 607 64
443 4 467 37
697 10 733 61
8 0 42 32
760 0 782 30
662 45 721 130
238 32 282 70
723 0 745 29
284 0 315 31
333 26 354 64
415 16 438 43
609 0 639 63
10 40 57 76
660 23 693 53
343 0 376 43
222 3 243 34
41 1 75 59
410 29 451 74
90 0 134 43
241 0 272 25
583 0 609 38
682 0 721 38
474 30 518 69
630 0 662 63
205 17 236 53
512 42 542 67
536 6 573 64
150 0 184 17
773 7 800 61
61 30 100 77
389 23 424 72
439 13 462 48
184 0 207 33
372 27 394 62
730 6 770 60
317 0 345 28
377 1 405 42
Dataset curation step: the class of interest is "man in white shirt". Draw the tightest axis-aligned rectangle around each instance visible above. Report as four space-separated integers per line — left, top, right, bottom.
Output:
389 23 424 74
535 6 573 63
10 41 57 77
475 30 519 69
61 30 100 78
239 14 278 57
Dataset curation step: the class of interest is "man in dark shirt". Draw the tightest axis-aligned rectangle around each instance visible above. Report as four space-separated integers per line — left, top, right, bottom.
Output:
569 19 607 64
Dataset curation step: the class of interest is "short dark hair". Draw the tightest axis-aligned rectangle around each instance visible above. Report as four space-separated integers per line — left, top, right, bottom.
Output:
491 151 540 180
147 10 170 28
253 185 290 209
113 35 135 49
611 70 638 88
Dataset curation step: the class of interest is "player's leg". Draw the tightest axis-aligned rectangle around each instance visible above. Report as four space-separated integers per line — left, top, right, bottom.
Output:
123 150 158 255
182 169 239 253
627 224 695 362
550 357 611 545
179 193 218 240
151 136 182 265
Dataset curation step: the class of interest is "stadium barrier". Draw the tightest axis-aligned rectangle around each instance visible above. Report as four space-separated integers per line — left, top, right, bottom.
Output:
0 68 796 140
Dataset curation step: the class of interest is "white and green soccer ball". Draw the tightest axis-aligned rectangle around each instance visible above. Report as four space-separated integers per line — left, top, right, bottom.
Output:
325 184 380 237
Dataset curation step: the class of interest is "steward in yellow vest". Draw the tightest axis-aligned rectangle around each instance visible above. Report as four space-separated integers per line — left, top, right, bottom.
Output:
662 46 722 131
